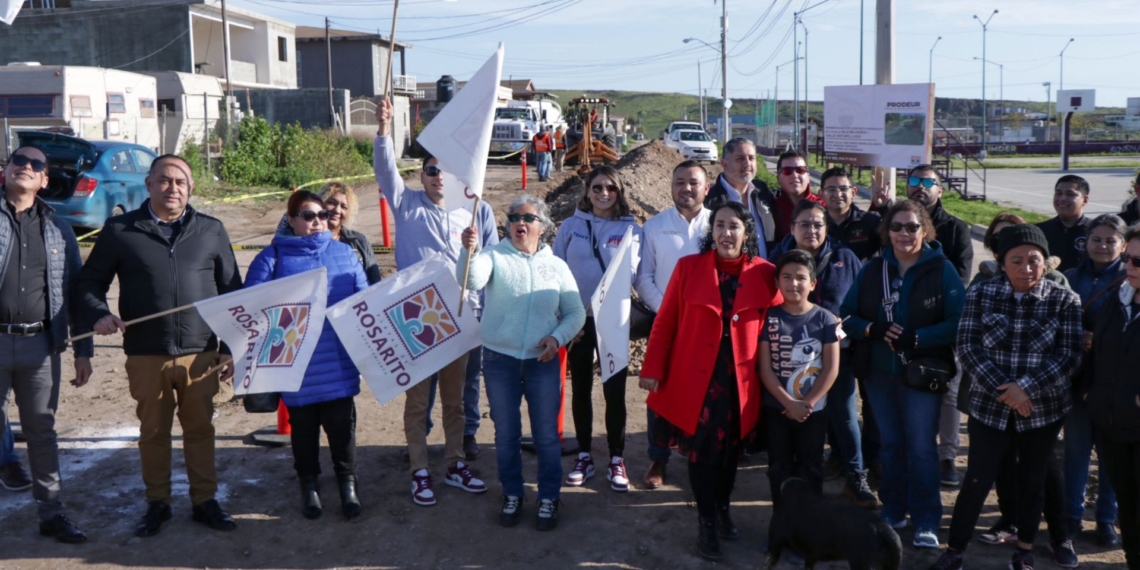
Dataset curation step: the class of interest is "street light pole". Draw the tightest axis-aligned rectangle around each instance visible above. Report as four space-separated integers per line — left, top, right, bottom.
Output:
791 0 833 150
1043 81 1052 142
697 60 704 127
800 19 810 137
928 35 941 85
1059 38 1074 91
975 57 1003 140
775 57 801 146
973 9 998 151
683 36 726 139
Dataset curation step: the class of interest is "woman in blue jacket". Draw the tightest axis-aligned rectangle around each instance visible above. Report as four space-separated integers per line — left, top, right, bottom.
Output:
769 200 875 508
841 200 965 550
244 190 369 521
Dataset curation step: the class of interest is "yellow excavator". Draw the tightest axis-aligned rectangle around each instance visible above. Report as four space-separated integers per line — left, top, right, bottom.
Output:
563 97 620 174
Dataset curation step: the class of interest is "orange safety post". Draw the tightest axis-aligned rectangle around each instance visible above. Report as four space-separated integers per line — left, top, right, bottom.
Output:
521 149 528 190
379 196 392 247
557 346 567 442
276 399 291 435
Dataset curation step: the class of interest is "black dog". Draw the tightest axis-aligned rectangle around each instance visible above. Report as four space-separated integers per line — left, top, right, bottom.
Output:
768 478 902 570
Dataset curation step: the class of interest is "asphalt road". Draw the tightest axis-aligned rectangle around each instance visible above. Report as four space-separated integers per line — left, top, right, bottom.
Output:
967 166 1137 216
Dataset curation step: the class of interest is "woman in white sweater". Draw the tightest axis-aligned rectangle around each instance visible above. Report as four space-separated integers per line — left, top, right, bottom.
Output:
459 194 586 532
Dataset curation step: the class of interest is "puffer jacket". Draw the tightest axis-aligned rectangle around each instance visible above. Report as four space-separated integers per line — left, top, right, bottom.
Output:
243 230 368 407
768 234 861 316
0 190 93 357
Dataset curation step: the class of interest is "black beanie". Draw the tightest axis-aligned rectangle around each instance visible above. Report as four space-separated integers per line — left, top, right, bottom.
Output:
996 224 1050 260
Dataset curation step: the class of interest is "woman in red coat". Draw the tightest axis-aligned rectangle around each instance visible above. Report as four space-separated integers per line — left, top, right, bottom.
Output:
640 201 782 561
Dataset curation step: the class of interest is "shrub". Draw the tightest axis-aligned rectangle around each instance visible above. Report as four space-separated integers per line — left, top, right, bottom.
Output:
219 117 372 189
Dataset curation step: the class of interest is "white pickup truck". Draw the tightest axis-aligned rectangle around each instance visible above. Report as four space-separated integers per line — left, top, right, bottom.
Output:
489 100 565 157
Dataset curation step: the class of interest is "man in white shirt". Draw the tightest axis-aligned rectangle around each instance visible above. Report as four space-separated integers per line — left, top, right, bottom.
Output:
635 159 711 489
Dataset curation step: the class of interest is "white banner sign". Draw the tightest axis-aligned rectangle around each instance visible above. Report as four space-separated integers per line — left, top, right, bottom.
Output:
823 83 934 169
327 255 482 404
590 226 633 382
194 268 328 395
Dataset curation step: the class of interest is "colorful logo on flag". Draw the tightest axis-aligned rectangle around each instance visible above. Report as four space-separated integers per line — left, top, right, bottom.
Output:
385 285 460 359
258 304 312 366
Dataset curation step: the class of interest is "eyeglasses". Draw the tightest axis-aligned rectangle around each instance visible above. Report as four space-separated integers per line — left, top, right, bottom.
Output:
822 185 854 194
507 213 540 224
889 222 922 234
794 221 826 231
423 165 443 177
591 183 619 194
908 176 939 189
1122 253 1140 268
294 210 331 222
8 154 47 173
780 166 808 176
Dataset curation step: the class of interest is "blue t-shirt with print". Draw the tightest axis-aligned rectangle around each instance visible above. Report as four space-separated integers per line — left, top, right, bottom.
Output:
760 304 840 412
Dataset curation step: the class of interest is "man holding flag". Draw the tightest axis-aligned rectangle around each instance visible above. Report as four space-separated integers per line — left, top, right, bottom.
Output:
374 98 497 507
77 155 242 538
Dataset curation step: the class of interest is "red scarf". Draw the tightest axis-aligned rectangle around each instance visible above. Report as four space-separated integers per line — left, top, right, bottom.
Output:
714 253 746 277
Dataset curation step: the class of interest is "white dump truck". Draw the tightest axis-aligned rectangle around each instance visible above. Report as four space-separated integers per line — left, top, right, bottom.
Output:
489 98 565 157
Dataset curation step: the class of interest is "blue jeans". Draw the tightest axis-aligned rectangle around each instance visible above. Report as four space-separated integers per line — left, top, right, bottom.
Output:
825 350 864 473
1063 399 1118 524
463 346 483 437
1 416 18 465
536 152 552 180
646 408 671 464
864 372 943 532
482 349 563 501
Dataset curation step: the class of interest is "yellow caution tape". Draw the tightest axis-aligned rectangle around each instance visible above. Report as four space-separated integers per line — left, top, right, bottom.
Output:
487 148 525 160
78 241 394 254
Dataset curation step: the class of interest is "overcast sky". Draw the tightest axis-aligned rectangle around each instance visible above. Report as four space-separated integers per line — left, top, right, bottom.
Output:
232 0 1140 108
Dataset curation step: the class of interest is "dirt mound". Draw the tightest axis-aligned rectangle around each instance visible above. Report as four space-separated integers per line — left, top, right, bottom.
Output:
544 140 685 226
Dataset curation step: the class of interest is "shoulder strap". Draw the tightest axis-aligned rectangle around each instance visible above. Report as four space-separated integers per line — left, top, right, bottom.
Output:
814 251 833 279
1084 274 1127 315
880 258 895 322
584 220 607 273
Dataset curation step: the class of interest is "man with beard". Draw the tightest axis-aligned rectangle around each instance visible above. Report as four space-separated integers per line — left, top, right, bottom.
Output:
1036 175 1092 273
905 164 972 488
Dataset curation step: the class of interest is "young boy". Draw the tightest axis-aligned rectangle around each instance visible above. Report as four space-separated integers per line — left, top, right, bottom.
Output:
759 249 842 506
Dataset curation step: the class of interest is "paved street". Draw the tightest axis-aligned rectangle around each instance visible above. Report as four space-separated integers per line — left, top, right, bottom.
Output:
972 167 1137 216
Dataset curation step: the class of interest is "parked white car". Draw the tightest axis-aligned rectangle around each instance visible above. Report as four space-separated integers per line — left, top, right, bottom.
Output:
666 129 718 163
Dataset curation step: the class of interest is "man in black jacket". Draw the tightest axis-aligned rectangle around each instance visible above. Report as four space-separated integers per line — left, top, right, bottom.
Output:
905 164 973 488
702 137 777 255
77 155 243 538
0 147 93 544
821 166 882 262
1036 174 1092 273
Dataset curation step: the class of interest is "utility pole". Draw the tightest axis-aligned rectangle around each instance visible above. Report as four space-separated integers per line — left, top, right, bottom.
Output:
220 0 232 142
973 9 998 151
720 0 729 143
859 0 864 85
801 20 809 138
928 36 941 85
1044 82 1052 142
1059 38 1074 91
875 0 895 197
698 61 704 127
326 17 335 130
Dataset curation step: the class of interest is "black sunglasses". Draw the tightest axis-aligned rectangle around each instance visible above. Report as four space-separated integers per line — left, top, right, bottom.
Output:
889 222 922 234
294 210 331 222
507 213 540 223
9 154 47 173
424 165 443 177
780 166 808 176
1122 253 1140 268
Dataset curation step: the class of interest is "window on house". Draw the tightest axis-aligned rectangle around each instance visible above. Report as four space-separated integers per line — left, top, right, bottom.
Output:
70 95 93 118
278 36 288 62
107 93 126 114
139 99 156 118
0 95 55 118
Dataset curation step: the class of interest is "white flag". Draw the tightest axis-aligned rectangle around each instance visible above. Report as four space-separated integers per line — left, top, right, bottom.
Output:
327 254 481 404
591 226 634 382
415 44 504 212
193 268 328 395
1 0 22 25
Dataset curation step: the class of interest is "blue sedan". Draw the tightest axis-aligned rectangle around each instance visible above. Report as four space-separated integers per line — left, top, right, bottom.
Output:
13 131 157 230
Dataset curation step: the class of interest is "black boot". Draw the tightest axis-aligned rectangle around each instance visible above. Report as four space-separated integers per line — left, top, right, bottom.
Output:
698 516 723 560
716 504 740 540
299 476 322 520
338 475 362 520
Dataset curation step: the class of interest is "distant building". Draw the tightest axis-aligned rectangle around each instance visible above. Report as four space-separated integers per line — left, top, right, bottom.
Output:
0 0 297 90
294 26 413 99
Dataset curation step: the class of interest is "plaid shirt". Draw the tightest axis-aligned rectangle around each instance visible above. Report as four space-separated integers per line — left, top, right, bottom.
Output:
956 277 1082 431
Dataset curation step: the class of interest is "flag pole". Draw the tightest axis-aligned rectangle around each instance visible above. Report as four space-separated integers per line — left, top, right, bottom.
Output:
66 303 198 344
457 195 480 317
378 0 400 248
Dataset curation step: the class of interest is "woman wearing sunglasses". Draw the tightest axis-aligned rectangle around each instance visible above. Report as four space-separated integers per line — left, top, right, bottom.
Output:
841 200 965 550
244 190 369 521
460 195 586 530
553 166 643 493
1085 225 1140 570
319 181 382 285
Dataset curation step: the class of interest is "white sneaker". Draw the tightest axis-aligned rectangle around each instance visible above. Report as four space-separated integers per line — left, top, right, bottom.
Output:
565 452 595 486
411 469 436 506
445 461 487 493
607 456 630 492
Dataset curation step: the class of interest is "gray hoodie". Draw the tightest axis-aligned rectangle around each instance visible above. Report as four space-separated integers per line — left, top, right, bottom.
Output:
553 209 642 312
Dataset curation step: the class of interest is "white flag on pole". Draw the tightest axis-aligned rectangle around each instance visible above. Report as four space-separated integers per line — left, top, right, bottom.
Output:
1 0 22 25
415 43 504 212
193 268 328 395
327 254 482 404
591 226 634 382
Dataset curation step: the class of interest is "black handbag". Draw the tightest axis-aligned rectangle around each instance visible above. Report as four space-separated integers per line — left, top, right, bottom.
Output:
242 246 282 413
878 260 953 394
585 220 656 341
